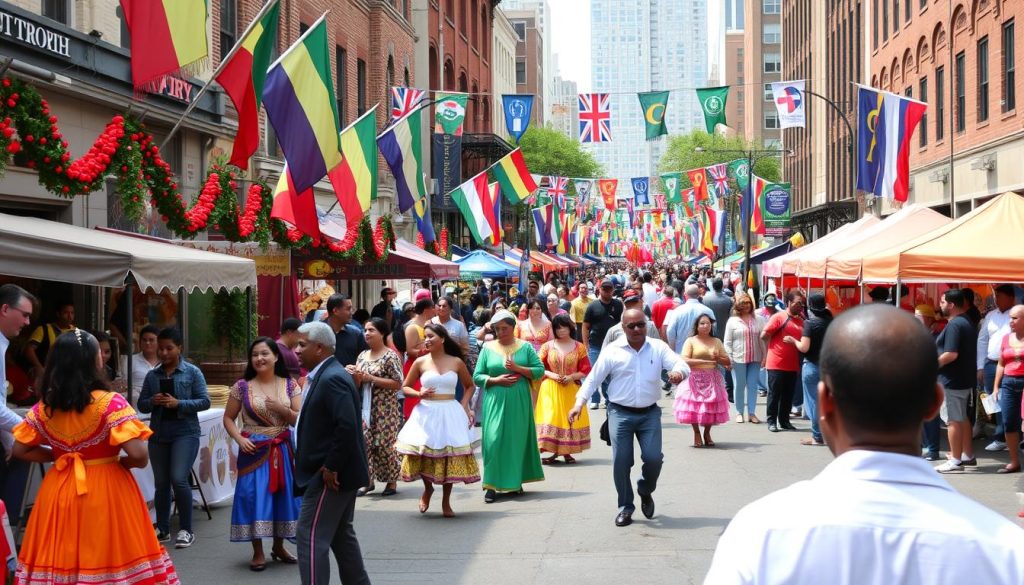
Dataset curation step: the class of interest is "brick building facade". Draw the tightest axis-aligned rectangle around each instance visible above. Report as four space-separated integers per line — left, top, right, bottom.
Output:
870 0 1024 217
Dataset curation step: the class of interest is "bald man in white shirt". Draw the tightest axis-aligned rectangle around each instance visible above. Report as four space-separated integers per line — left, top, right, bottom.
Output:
705 305 1024 585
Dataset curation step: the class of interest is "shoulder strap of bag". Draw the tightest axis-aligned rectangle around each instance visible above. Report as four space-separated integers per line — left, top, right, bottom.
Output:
770 315 793 340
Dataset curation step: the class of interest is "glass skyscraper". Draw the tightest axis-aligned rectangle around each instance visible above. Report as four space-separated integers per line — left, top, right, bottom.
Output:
588 0 708 178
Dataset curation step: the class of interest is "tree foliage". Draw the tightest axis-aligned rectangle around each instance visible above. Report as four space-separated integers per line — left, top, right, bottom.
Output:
517 126 603 179
659 129 783 185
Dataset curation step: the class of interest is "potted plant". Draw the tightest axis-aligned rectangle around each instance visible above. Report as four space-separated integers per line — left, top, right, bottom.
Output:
199 289 251 386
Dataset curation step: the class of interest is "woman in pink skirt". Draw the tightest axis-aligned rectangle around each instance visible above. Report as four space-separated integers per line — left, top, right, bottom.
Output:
674 314 731 447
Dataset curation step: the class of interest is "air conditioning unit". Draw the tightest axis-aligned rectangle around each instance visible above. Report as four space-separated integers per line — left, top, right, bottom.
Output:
970 155 996 171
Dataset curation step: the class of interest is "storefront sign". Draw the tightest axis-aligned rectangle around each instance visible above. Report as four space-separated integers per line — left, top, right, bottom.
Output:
295 258 411 279
762 182 792 238
0 8 70 58
154 75 198 104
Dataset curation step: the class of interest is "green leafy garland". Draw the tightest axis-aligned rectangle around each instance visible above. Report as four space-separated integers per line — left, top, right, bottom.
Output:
0 76 394 263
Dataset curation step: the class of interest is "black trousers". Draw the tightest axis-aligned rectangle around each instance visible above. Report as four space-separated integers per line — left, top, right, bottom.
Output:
766 369 799 426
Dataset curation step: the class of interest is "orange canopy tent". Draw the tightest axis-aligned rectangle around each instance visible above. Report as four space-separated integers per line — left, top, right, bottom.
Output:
798 203 950 280
862 192 1024 283
762 215 878 278
823 204 952 282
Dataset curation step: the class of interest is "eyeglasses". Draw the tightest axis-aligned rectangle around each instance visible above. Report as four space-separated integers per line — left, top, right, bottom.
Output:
5 306 32 320
625 321 647 330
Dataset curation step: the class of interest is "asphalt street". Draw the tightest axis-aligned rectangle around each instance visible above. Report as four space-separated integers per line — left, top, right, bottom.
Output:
168 397 1024 585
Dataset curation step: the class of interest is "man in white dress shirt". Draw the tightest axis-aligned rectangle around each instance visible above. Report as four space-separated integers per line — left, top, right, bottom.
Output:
704 305 1024 584
0 284 35 492
569 309 688 527
978 284 1014 451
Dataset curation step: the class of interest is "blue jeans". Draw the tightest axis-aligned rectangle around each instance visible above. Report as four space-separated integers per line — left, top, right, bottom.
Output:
587 346 608 406
922 416 942 456
607 403 663 514
998 375 1024 436
983 360 1004 440
791 364 804 409
758 368 768 392
801 361 823 442
731 362 760 417
150 436 200 534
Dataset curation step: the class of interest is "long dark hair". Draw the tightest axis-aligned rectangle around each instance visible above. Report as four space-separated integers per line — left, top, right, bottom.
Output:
424 323 465 361
41 329 109 414
366 317 391 343
243 336 290 381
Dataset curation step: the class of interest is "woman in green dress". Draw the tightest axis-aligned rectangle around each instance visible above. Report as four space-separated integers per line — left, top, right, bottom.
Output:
473 310 545 503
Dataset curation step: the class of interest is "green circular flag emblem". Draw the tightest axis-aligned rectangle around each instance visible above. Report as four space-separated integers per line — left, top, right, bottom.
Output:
704 96 724 115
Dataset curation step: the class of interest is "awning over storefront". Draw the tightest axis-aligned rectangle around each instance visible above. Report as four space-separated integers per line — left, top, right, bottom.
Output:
0 212 256 292
293 239 459 281
861 192 1024 283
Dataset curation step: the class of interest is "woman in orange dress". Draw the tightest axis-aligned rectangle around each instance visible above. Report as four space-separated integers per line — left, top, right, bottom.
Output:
13 329 179 585
515 299 553 404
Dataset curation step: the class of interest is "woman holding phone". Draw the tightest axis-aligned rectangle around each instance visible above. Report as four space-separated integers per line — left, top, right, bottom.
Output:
138 327 210 549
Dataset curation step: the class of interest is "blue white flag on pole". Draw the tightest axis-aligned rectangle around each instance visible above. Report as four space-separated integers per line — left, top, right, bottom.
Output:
631 177 650 206
503 94 534 143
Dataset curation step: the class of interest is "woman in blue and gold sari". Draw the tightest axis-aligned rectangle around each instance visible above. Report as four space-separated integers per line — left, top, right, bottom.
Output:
223 337 303 572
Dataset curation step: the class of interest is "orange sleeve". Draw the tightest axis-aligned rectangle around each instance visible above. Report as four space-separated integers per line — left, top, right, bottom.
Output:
577 343 592 376
109 419 153 445
538 342 550 368
12 418 42 447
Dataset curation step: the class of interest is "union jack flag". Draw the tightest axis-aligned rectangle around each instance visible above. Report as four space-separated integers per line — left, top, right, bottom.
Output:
578 93 611 143
391 87 425 121
707 163 730 196
546 176 568 208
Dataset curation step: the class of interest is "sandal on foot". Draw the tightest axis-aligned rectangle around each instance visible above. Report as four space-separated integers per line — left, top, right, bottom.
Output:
997 465 1021 474
563 455 576 464
271 551 298 564
747 415 761 424
542 456 558 465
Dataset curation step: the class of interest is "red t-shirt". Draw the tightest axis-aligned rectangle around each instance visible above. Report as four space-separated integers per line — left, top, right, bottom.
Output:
652 296 676 331
763 311 804 372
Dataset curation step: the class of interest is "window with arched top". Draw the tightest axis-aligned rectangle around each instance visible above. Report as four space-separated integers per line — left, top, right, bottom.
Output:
445 59 455 91
429 46 439 90
903 49 915 76
404 66 410 87
458 71 468 93
469 81 478 132
386 55 395 105
916 35 930 66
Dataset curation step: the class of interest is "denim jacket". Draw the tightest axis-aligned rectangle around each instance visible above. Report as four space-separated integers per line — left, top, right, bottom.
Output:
138 360 210 441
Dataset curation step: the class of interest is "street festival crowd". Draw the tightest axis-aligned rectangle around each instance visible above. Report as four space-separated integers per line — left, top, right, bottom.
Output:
2 263 1024 583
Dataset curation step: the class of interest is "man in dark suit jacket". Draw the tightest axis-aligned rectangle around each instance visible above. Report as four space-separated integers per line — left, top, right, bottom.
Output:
294 321 371 585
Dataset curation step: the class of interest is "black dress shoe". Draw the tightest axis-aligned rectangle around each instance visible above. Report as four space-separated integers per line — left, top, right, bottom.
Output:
768 423 779 432
615 511 632 527
780 423 797 431
484 489 496 503
640 493 655 519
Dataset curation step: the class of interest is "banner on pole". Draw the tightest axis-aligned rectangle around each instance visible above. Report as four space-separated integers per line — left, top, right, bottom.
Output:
762 182 792 237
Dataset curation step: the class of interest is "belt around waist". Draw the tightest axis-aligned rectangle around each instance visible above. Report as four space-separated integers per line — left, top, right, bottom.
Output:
610 402 657 414
422 394 456 401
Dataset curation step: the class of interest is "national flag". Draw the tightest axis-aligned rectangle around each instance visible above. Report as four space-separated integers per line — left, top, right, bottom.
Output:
547 176 568 209
533 205 553 248
750 175 768 235
271 165 320 241
391 87 425 121
661 172 682 204
578 93 611 143
502 94 534 142
327 107 378 227
700 206 717 256
574 178 594 210
119 0 209 92
687 168 709 202
637 90 669 140
857 86 927 202
625 199 635 228
215 1 280 170
681 189 696 217
598 179 617 211
482 182 503 245
707 163 730 196
378 108 427 213
631 177 650 206
411 183 436 243
551 208 566 252
449 172 493 245
491 148 539 203
771 80 807 128
696 86 730 134
263 16 342 192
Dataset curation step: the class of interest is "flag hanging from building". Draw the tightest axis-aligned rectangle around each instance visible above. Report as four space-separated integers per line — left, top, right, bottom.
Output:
449 172 494 245
856 85 927 202
770 80 806 128
578 93 612 143
327 107 378 228
502 94 534 143
119 0 209 92
391 86 425 120
598 178 618 211
547 176 569 209
215 1 279 170
696 86 729 134
271 165 320 242
687 168 709 202
637 90 669 140
378 108 427 213
491 148 539 203
262 16 342 192
661 172 683 204
435 93 470 135
631 177 651 206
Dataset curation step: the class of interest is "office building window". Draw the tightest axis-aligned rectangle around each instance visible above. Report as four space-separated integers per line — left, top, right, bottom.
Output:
882 0 889 41
764 83 774 101
936 66 945 140
763 23 781 44
763 0 780 15
513 22 526 41
764 111 780 130
220 0 237 61
763 52 781 73
1004 21 1016 112
357 58 367 116
515 59 526 84
904 0 911 23
41 0 70 24
955 51 965 132
893 0 899 31
919 77 928 146
978 36 989 122
336 47 347 125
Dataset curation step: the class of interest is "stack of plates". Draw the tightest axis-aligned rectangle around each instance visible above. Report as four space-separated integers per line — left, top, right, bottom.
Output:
207 385 231 408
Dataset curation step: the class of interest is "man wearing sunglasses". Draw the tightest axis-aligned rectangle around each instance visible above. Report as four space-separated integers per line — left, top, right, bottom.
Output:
570 308 688 528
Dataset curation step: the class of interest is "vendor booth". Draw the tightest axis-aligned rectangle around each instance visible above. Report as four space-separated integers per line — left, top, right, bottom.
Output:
453 250 519 279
